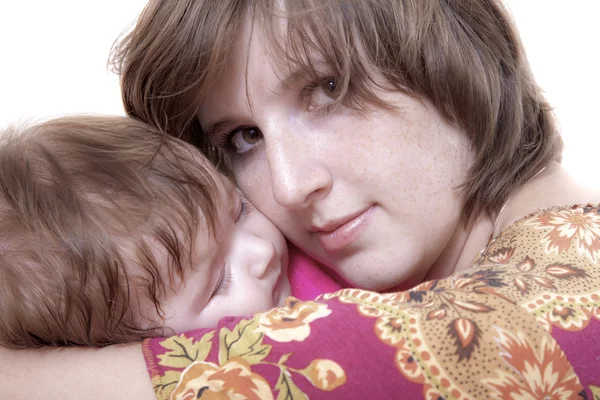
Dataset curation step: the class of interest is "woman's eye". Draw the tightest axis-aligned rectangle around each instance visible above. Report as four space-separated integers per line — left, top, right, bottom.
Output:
306 77 340 112
324 78 336 94
230 127 262 154
315 77 338 100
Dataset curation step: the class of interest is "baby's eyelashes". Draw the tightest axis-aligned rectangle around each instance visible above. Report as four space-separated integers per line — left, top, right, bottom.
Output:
211 263 232 298
236 195 252 223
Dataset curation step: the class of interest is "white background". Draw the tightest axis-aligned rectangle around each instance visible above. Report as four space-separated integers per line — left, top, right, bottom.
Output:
0 1 598 185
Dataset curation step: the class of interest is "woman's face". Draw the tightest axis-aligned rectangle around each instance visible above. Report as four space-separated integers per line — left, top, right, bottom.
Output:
198 16 474 290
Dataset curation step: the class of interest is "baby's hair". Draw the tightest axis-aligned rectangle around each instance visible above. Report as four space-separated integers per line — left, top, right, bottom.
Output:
0 115 219 348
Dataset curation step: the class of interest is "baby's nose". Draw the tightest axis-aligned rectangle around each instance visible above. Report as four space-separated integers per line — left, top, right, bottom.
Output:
246 238 277 279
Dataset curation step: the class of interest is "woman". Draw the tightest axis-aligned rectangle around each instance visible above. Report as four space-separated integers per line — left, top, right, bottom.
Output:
2 0 599 398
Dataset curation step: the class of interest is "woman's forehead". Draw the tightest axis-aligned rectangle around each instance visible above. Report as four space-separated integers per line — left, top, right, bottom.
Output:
197 14 336 125
197 15 281 124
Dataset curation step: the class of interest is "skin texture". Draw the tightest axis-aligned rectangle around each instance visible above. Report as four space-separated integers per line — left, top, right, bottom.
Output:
199 15 474 291
143 169 291 332
0 343 156 399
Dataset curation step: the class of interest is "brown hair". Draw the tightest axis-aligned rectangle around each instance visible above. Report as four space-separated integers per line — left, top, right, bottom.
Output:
0 115 218 348
113 0 562 223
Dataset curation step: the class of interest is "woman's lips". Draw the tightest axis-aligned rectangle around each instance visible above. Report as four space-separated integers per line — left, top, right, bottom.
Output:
316 206 375 253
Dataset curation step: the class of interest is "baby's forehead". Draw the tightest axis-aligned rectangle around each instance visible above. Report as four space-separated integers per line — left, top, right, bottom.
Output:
187 150 236 211
211 170 238 213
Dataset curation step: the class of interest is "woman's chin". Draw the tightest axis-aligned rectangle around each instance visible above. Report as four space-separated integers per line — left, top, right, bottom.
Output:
330 259 421 293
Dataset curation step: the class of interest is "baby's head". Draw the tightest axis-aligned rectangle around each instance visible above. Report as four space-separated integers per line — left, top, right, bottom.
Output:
0 115 290 348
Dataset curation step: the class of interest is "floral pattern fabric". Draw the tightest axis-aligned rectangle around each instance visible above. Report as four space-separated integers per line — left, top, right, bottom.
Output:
143 204 600 399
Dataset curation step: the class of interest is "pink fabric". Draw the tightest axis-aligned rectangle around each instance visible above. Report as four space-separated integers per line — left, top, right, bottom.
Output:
287 243 344 300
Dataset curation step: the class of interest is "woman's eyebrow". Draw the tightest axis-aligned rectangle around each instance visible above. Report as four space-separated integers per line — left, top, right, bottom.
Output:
271 61 331 95
270 68 310 95
204 65 329 135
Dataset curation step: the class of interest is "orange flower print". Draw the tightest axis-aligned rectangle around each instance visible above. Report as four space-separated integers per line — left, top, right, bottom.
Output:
483 328 582 399
529 208 600 263
387 280 437 303
394 339 425 383
300 359 347 391
375 316 405 346
448 318 481 361
170 358 273 400
488 247 515 264
526 292 600 332
255 297 331 342
548 304 592 331
393 337 467 400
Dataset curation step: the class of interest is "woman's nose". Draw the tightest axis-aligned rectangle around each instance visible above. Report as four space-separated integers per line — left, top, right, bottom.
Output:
266 134 332 211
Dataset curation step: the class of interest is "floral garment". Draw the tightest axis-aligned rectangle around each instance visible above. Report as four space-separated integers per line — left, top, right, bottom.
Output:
143 204 600 399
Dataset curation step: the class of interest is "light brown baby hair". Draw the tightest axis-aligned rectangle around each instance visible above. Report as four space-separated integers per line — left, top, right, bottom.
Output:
0 115 219 348
113 0 562 224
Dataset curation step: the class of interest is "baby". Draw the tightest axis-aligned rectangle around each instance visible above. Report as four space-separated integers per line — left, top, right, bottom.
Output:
0 115 291 348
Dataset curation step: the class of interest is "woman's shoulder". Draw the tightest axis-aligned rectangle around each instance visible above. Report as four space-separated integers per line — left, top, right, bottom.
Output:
476 201 600 293
494 163 600 239
494 202 600 246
